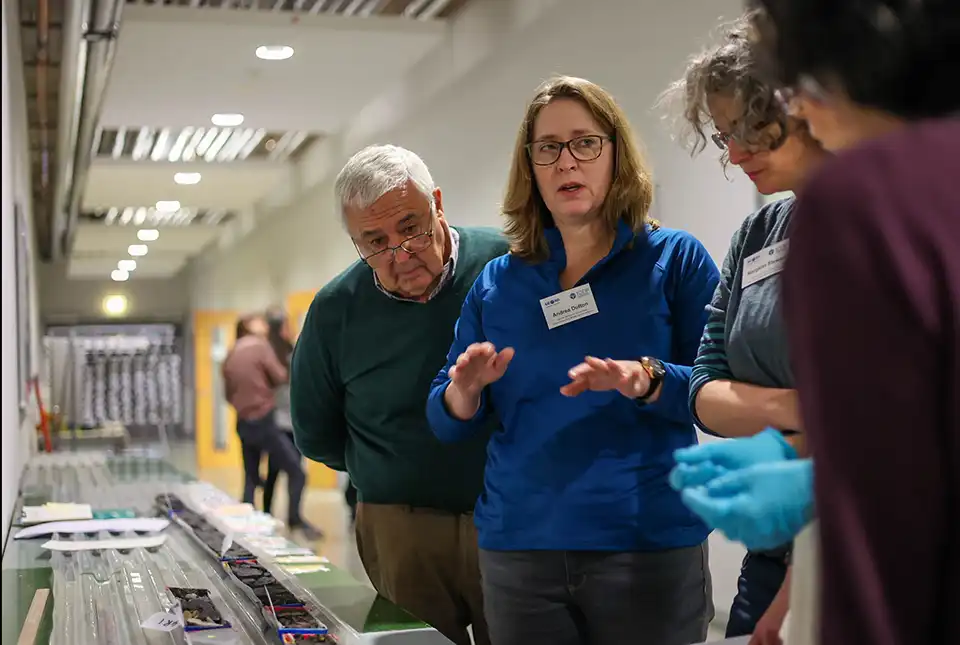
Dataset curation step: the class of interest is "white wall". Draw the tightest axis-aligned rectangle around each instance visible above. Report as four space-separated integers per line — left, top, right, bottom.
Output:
2 0 42 549
38 261 192 324
191 0 753 620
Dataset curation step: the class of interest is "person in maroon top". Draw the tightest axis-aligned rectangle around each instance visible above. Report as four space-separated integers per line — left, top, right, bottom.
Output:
747 2 959 644
222 313 312 533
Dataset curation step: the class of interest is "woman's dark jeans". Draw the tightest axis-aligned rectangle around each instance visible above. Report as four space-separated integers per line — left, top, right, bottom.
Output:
724 547 790 637
262 431 305 525
237 413 305 526
344 479 357 522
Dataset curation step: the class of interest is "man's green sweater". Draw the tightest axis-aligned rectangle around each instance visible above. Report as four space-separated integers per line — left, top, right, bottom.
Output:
290 227 508 513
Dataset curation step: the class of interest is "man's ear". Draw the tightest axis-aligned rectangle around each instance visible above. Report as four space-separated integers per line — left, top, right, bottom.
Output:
433 187 444 220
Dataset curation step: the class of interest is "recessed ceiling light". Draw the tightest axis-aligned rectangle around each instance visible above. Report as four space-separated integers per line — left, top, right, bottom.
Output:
174 172 202 185
128 244 149 257
118 259 137 272
155 200 180 213
211 113 244 127
103 294 128 316
256 45 294 61
138 229 160 242
110 270 129 282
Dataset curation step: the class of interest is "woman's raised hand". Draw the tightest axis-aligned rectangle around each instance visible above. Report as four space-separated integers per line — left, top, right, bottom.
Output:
449 342 514 395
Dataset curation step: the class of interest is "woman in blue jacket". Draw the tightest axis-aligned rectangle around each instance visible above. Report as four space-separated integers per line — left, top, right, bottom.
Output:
426 75 720 645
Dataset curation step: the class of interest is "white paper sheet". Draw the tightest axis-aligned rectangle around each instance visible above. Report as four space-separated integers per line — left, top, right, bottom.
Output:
42 534 167 551
15 517 170 540
20 503 93 525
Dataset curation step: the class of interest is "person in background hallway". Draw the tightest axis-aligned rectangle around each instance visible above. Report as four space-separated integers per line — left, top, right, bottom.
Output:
224 314 272 503
673 2 960 644
222 313 309 533
343 478 357 524
262 308 321 540
427 76 718 645
290 144 509 645
661 14 827 644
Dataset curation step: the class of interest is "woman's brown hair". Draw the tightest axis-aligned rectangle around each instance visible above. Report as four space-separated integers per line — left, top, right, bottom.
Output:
502 75 656 262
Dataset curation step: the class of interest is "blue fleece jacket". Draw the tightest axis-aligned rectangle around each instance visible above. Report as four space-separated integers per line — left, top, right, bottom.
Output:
427 220 720 552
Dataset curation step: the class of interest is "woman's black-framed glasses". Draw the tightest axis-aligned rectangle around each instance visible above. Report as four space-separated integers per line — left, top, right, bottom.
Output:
354 222 435 268
526 135 610 166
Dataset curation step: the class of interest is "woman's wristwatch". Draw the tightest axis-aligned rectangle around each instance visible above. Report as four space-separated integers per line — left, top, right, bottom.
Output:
638 357 666 401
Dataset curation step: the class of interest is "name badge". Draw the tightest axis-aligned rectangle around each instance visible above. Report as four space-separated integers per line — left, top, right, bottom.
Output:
742 239 789 289
540 284 600 330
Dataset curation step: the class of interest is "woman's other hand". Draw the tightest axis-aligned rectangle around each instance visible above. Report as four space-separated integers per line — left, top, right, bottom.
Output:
561 357 650 399
449 342 514 393
444 342 514 420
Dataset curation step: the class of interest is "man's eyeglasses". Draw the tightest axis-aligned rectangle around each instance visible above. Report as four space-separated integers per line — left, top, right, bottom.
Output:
354 222 435 268
526 135 611 166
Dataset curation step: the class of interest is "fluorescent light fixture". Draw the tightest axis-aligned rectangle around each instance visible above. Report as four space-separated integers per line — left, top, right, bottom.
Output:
138 229 160 242
118 259 137 271
110 269 129 282
255 45 294 61
102 294 128 316
155 200 180 213
128 244 149 257
174 171 202 185
211 113 244 127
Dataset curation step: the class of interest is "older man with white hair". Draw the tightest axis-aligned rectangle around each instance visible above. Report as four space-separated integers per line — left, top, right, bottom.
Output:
290 144 507 645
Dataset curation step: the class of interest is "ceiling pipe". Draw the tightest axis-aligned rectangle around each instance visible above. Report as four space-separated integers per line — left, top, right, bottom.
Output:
58 0 125 260
415 0 452 20
35 0 51 208
51 0 86 261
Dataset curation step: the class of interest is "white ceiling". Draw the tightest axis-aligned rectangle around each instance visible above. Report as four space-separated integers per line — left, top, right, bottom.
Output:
76 4 449 280
69 223 222 279
99 7 446 131
84 161 288 211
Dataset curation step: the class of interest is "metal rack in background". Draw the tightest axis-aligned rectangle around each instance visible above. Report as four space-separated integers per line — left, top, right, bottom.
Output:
43 324 185 450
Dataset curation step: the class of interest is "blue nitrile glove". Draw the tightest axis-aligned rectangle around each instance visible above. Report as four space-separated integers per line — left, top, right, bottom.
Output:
680 458 815 551
669 428 797 491
669 461 729 491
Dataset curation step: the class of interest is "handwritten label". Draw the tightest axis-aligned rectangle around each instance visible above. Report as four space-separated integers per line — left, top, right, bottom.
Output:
141 609 181 632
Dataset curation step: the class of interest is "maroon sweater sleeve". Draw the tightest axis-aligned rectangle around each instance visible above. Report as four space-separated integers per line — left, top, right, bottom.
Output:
783 125 960 645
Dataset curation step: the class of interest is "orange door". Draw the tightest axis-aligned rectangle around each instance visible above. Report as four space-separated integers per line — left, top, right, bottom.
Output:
193 310 242 470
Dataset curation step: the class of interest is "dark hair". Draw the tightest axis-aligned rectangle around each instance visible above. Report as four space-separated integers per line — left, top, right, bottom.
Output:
748 0 960 119
266 313 293 369
235 315 255 340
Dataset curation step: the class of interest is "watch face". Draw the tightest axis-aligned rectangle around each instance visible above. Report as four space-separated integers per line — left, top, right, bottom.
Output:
642 357 666 378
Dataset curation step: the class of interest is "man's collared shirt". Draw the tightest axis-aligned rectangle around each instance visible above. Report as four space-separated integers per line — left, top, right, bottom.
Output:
374 226 460 303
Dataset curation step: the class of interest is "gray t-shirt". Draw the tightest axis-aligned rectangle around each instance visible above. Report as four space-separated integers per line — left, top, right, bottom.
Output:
689 197 795 430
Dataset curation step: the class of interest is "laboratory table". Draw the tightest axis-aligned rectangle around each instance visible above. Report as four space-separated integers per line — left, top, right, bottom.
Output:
2 455 446 645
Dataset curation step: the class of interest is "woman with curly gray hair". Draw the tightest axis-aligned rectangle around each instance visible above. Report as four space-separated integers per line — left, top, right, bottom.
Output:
660 13 827 644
